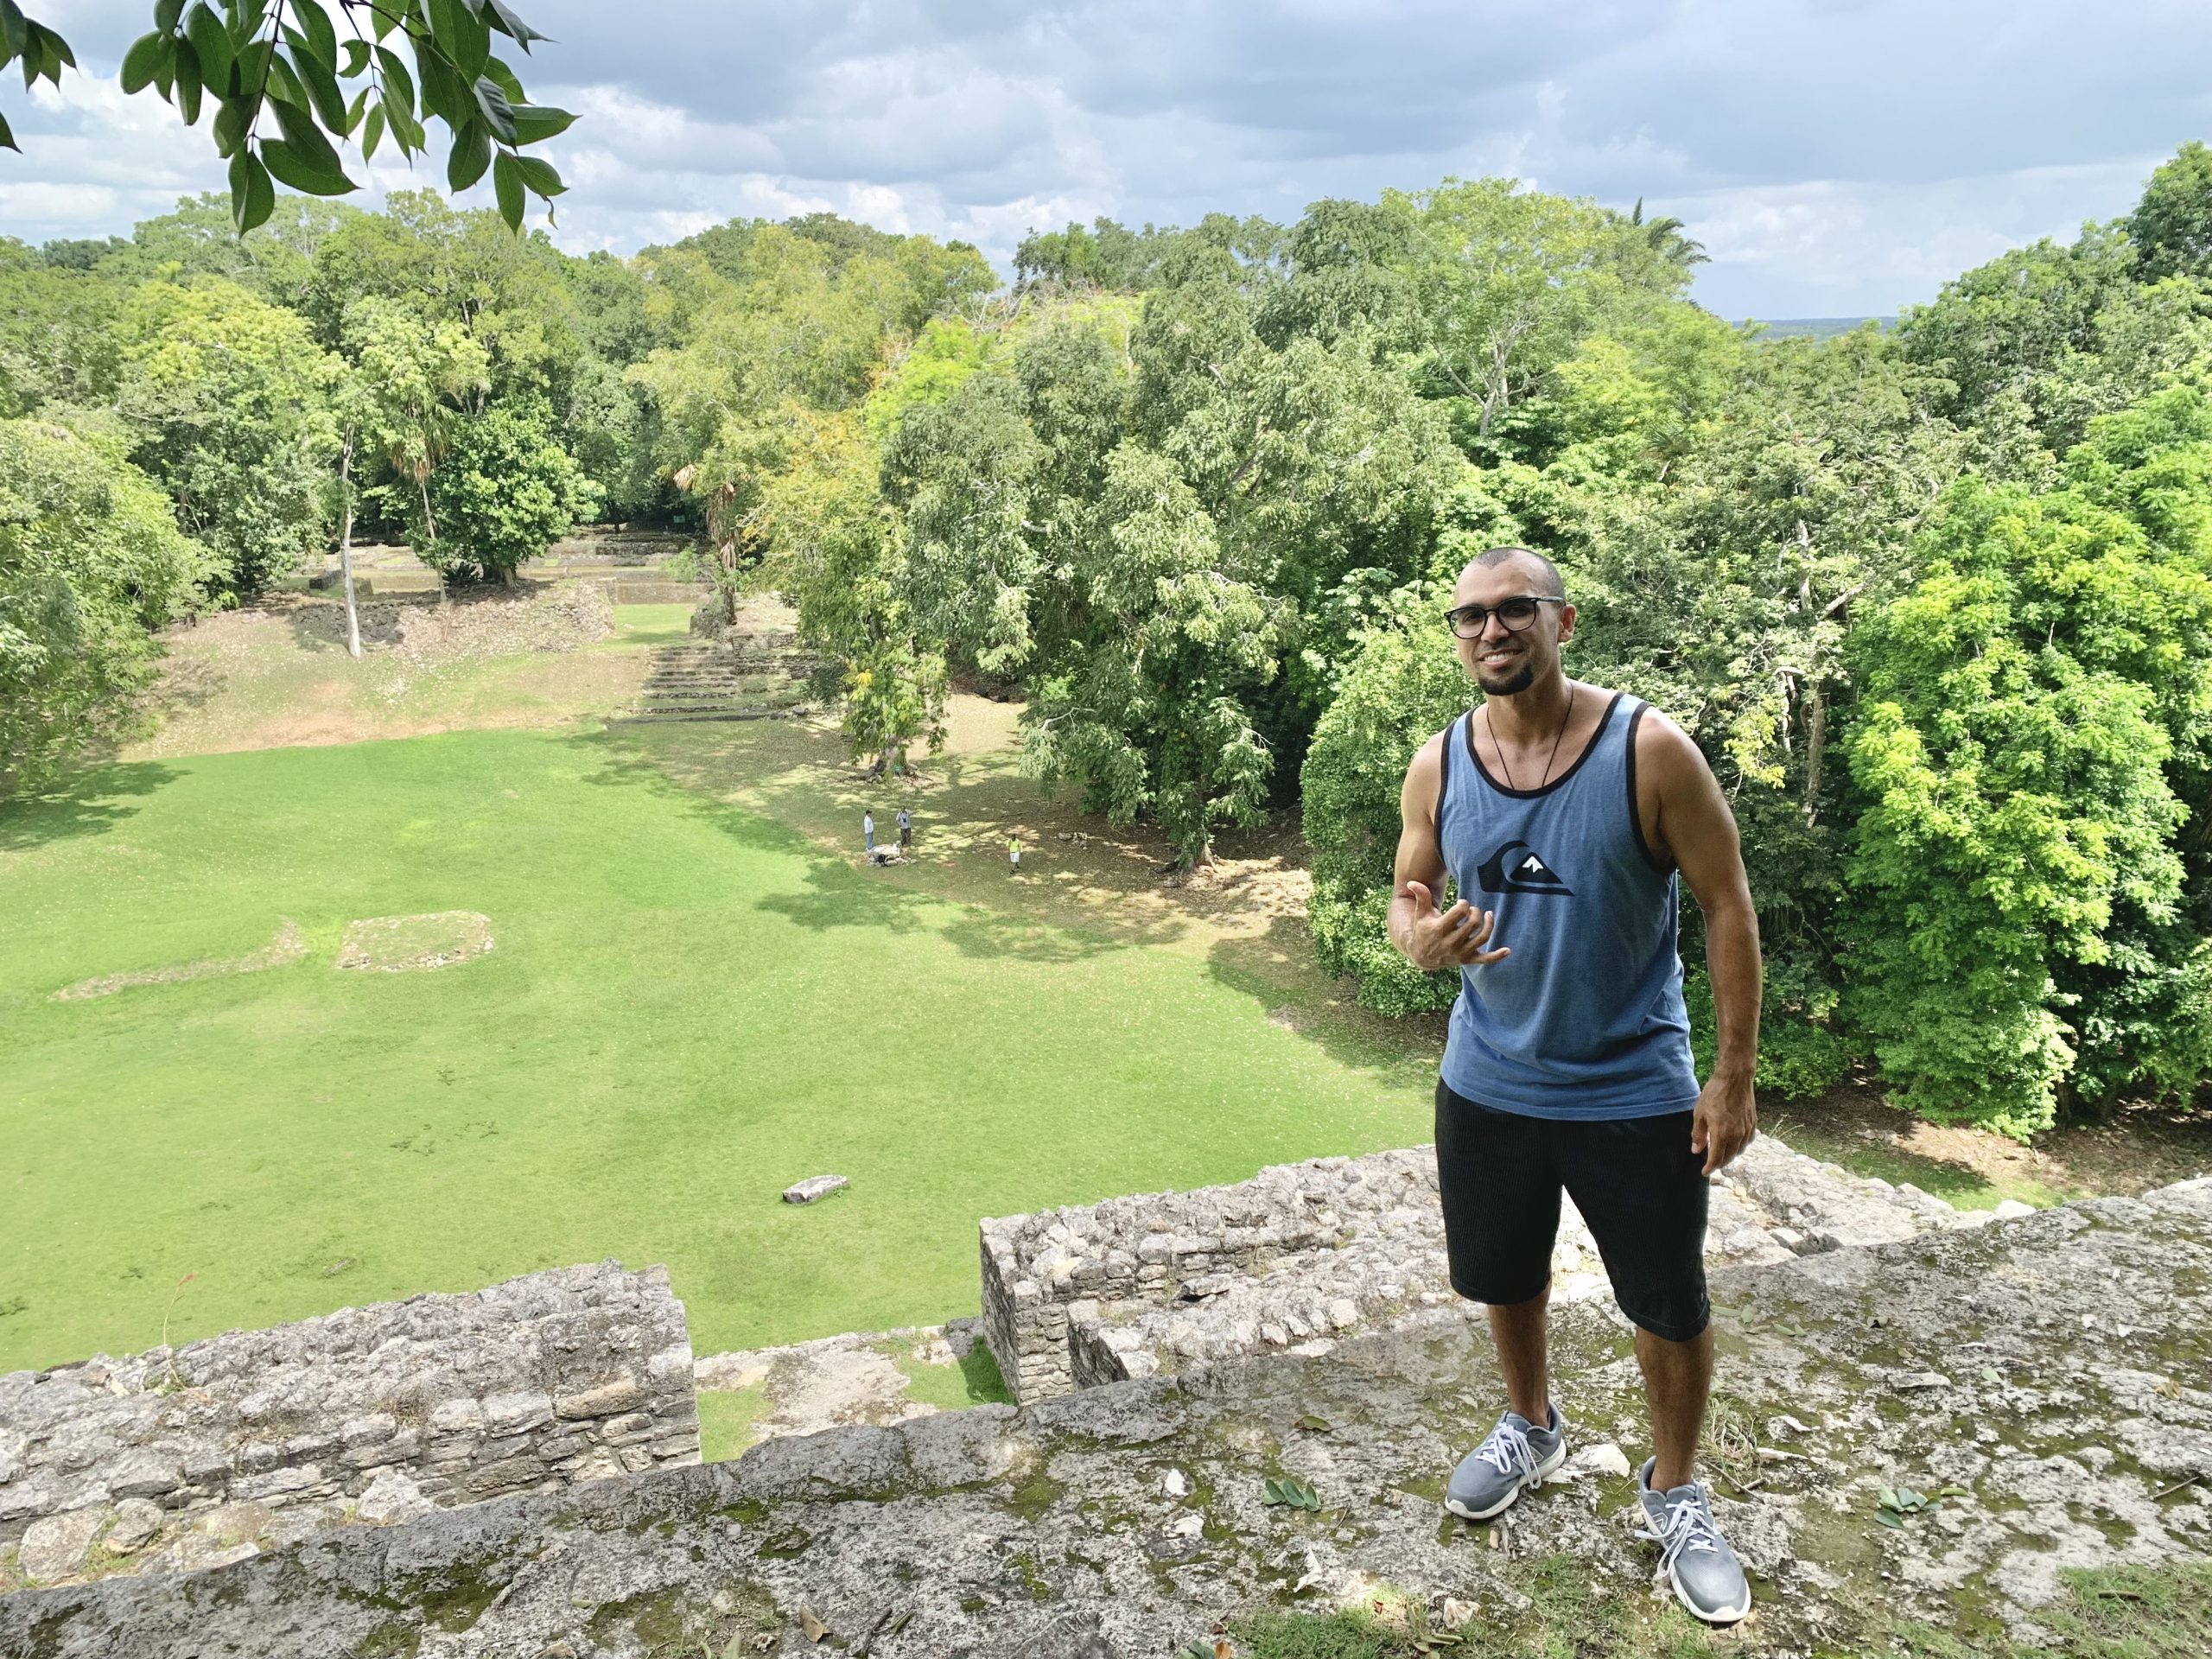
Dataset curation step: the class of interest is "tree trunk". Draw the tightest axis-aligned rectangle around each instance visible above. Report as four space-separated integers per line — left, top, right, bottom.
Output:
1801 680 1826 827
338 429 361 659
418 476 448 608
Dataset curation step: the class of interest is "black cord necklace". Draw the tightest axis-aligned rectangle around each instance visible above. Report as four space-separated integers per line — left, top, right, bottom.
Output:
1486 682 1575 791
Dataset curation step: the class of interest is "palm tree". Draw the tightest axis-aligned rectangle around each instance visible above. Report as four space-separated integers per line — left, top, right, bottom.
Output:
1630 198 1710 270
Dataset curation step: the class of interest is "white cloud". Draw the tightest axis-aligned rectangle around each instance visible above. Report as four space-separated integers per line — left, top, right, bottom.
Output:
2 0 2205 314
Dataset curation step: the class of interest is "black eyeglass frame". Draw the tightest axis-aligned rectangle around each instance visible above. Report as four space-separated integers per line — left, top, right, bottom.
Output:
1443 595 1567 639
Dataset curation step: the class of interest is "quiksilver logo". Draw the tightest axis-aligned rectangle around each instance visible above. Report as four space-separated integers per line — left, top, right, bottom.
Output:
1476 839 1573 896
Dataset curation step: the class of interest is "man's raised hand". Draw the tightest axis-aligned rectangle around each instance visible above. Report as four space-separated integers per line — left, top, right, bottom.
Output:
1402 880 1510 971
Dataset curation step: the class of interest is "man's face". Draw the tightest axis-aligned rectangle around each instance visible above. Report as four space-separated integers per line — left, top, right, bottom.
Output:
1451 557 1574 696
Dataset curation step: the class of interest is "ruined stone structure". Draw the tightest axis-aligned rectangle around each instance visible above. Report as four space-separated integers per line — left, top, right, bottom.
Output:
7 1178 2209 1657
0 1262 696 1586
981 1135 1984 1402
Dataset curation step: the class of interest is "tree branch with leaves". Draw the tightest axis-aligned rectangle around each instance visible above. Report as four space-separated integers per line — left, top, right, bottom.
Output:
0 0 573 234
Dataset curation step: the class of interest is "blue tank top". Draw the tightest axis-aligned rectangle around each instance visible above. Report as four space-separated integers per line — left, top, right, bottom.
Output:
1436 691 1700 1119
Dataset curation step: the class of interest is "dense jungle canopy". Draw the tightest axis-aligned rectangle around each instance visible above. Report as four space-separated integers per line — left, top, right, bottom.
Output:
7 141 2212 1137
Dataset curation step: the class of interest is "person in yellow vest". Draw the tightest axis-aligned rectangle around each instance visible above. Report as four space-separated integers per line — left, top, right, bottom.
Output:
1008 835 1021 874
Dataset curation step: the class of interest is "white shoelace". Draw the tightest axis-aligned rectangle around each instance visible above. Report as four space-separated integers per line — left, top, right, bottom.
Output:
1477 1419 1541 1481
1640 1488 1725 1574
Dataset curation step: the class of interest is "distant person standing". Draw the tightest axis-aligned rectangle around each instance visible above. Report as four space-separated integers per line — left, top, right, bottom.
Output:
1008 835 1021 874
897 808 912 855
863 810 875 858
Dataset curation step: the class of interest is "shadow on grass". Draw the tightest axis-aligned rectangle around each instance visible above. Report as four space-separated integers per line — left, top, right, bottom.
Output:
0 762 181 851
569 721 1175 963
1762 1100 2005 1207
1206 911 1445 1086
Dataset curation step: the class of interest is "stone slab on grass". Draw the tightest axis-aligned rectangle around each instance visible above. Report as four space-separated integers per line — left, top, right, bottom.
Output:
10 1179 2209 1657
334 911 494 973
782 1175 849 1205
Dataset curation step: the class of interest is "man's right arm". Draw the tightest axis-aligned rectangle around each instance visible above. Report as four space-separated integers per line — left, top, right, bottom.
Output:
1388 734 1510 972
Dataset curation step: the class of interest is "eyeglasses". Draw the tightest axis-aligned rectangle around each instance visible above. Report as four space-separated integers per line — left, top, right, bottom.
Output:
1444 596 1566 639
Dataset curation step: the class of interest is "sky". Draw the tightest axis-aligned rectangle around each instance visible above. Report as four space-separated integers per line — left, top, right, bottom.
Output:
3 1 2208 318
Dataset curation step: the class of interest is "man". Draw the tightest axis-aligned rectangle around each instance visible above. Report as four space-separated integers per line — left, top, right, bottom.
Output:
898 808 913 855
863 810 875 860
1387 547 1762 1625
1008 834 1021 874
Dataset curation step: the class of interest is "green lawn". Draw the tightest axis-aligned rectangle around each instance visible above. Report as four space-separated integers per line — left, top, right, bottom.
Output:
0 723 1433 1373
598 602 696 647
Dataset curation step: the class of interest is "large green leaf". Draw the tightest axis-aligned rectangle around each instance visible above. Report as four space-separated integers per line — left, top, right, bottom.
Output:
260 137 357 195
492 146 524 229
0 107 15 153
283 35 349 129
510 152 561 196
294 0 337 72
360 100 385 162
374 46 415 118
447 118 491 190
212 92 250 156
154 0 187 33
484 0 545 51
120 29 169 94
227 145 274 232
173 36 202 124
411 36 468 124
270 92 345 174
506 101 571 143
1 1 27 58
184 3 232 94
340 37 370 78
472 73 516 141
426 0 489 78
263 47 308 110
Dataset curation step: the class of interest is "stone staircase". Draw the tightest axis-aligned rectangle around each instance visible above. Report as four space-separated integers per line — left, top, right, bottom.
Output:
620 644 810 724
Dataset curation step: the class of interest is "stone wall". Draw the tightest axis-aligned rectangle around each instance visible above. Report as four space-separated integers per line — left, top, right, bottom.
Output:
0 1262 696 1589
10 1179 2209 1658
982 1135 1980 1402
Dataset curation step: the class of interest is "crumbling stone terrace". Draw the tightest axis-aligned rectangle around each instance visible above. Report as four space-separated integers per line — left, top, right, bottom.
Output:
984 1135 1987 1402
0 1262 696 1588
10 1180 2209 1658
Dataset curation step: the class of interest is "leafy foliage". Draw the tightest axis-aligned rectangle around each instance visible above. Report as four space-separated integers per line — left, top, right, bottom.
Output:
418 394 593 581
2 0 574 233
0 418 211 796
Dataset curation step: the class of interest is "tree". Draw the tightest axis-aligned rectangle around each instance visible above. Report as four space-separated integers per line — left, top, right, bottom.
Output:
1897 228 2136 429
418 395 593 582
2130 141 2212 283
1392 177 1689 447
0 0 575 234
117 276 340 596
1301 605 1472 1015
1840 446 2212 1136
338 293 489 550
1 417 212 796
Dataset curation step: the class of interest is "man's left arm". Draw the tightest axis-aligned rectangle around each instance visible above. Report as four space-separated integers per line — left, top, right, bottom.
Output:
1643 716 1762 1175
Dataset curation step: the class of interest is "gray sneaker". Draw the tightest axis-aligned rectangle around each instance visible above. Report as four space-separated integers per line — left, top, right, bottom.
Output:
1445 1405 1566 1521
1636 1458 1751 1624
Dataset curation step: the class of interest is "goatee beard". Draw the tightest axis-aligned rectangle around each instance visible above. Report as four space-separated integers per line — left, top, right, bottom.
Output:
1478 662 1536 696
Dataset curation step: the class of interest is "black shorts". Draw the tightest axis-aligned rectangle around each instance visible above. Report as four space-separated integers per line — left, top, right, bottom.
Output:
1434 1078 1711 1342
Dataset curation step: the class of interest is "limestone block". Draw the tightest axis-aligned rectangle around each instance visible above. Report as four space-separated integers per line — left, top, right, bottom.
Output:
555 1379 644 1420
105 1498 164 1554
353 1471 430 1526
17 1510 104 1583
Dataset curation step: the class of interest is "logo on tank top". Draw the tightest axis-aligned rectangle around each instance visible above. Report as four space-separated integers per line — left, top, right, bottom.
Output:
1476 839 1573 895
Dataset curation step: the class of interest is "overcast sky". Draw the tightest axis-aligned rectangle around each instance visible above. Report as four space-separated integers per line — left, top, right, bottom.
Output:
4 1 2207 317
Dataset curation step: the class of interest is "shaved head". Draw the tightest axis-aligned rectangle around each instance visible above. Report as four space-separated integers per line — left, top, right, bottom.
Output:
1459 546 1565 601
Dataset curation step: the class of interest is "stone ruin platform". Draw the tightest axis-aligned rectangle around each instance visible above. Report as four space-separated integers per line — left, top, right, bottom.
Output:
8 1179 2209 1658
0 1263 696 1592
982 1135 1982 1402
